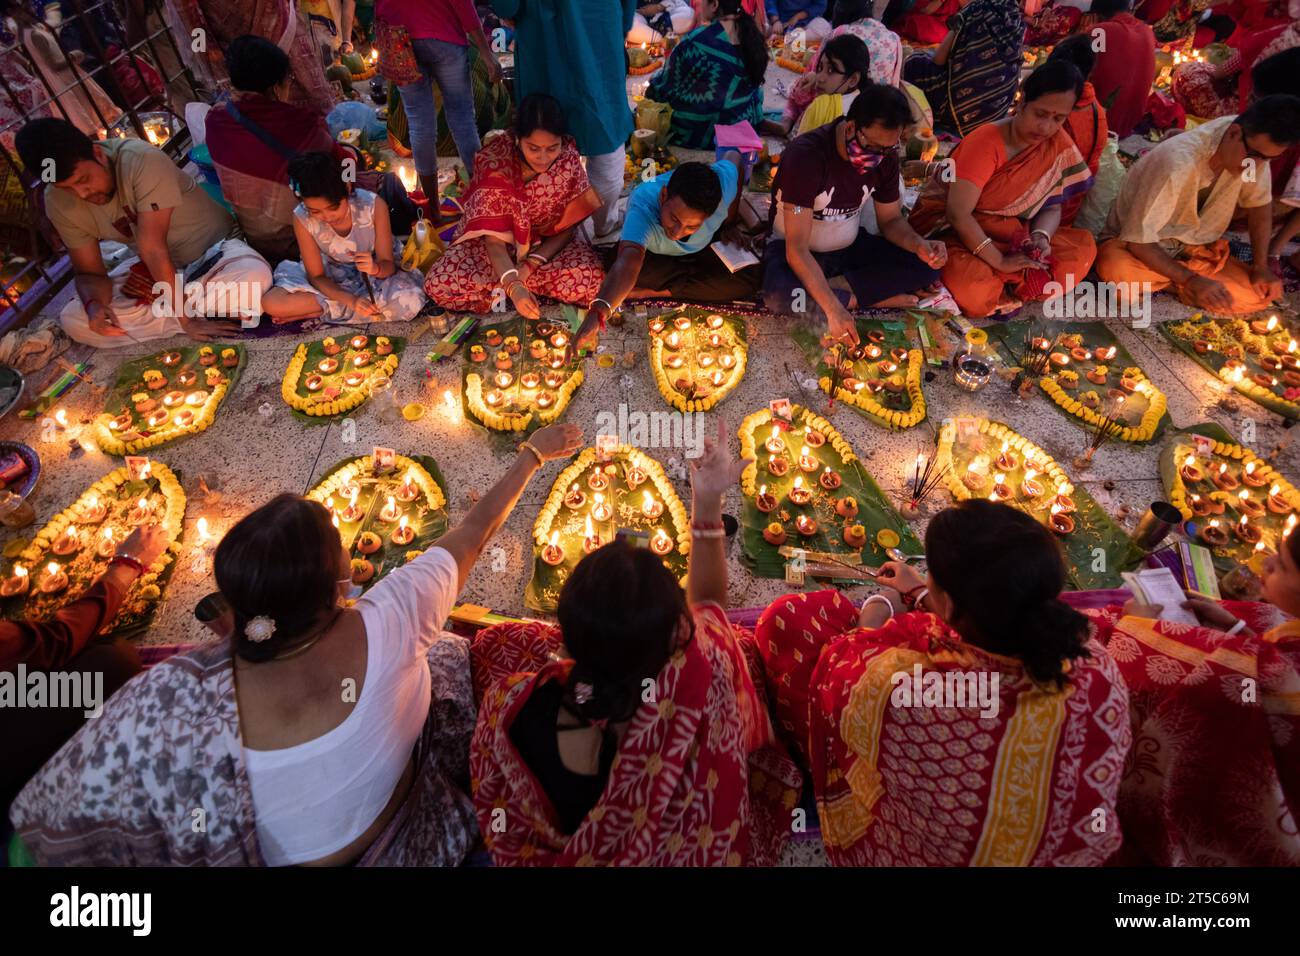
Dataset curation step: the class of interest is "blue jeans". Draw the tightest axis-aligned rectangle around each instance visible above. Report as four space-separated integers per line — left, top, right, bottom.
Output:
762 230 939 314
397 39 480 177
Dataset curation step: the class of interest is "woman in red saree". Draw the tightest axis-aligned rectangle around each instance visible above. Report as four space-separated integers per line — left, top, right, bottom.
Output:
909 61 1096 318
469 418 801 866
424 94 604 316
757 500 1131 866
1089 524 1300 866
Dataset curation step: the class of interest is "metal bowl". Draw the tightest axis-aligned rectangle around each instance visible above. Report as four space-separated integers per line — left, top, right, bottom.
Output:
0 440 41 499
0 365 25 420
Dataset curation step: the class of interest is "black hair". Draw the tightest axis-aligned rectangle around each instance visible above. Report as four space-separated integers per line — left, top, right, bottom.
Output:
924 500 1091 687
215 494 345 663
715 0 768 88
820 34 872 94
847 81 912 130
1047 33 1096 81
226 34 291 94
1090 0 1131 18
1286 520 1300 573
1021 59 1085 104
14 117 96 183
1237 94 1300 149
556 540 689 723
287 150 349 203
1252 48 1300 100
514 92 567 138
664 160 723 214
831 0 872 27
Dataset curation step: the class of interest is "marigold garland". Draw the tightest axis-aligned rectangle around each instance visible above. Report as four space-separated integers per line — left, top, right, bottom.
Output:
738 406 857 498
936 418 1073 502
1039 368 1168 442
818 348 927 429
281 343 401 417
465 369 584 432
1165 438 1300 522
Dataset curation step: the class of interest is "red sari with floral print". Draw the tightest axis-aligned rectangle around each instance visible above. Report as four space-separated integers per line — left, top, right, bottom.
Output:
757 589 1131 866
1086 603 1300 866
469 604 802 866
423 130 604 313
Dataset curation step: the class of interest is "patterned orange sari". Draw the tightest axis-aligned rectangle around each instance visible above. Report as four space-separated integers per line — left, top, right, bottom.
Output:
469 603 801 866
757 590 1131 866
1087 603 1300 866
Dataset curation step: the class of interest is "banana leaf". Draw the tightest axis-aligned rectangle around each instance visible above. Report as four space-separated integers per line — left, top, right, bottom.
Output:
287 335 406 424
1159 315 1300 421
791 318 928 430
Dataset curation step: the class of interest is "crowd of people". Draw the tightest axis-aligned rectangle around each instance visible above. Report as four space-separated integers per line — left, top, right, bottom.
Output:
2 0 1300 866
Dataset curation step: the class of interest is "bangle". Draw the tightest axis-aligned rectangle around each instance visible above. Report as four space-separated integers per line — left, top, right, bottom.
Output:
971 237 993 257
861 594 895 620
504 279 523 298
1226 619 1247 636
1031 229 1051 241
901 584 929 610
518 441 544 466
109 554 147 575
691 527 725 539
691 519 724 531
526 252 548 265
499 267 519 286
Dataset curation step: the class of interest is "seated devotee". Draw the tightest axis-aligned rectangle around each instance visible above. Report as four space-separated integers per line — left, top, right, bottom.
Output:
766 0 832 39
646 0 768 149
1256 49 1300 271
756 499 1131 867
762 85 946 344
9 423 585 866
469 418 801 866
1 526 167 826
1138 0 1213 45
261 152 426 323
1095 525 1300 865
205 35 341 264
908 62 1096 319
14 119 269 348
902 0 1025 137
628 0 697 43
894 0 958 44
1089 0 1158 139
573 156 757 347
424 94 603 317
1172 16 1299 119
1047 35 1108 226
1096 95 1300 315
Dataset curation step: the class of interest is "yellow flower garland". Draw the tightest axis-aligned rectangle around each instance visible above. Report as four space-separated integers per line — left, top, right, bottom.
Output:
533 445 690 555
20 460 185 609
1039 368 1168 442
648 320 748 413
936 418 1073 502
306 452 446 512
281 343 401 417
738 406 858 499
92 375 232 455
1165 439 1300 521
465 369 584 432
818 348 927 429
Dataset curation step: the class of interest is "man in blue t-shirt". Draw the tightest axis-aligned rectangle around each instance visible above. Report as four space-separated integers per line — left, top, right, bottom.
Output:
575 151 759 350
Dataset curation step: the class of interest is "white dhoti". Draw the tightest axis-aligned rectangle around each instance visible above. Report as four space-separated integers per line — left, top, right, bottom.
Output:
60 238 273 349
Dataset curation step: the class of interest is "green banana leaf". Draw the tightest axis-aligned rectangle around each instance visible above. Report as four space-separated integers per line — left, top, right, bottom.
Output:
1159 316 1300 421
287 335 406 424
791 318 927 430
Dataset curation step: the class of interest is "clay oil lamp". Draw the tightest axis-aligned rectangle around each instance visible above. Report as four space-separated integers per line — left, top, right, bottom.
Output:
1189 493 1213 517
1212 462 1239 491
1021 469 1043 499
128 497 154 524
994 441 1018 472
1049 352 1070 367
962 462 985 492
349 334 369 351
989 473 1012 502
890 347 909 364
767 454 790 477
1236 489 1266 519
765 426 786 455
185 391 207 407
664 331 682 351
1052 482 1076 514
673 315 692 332
1261 355 1283 373
709 370 726 387
1199 518 1229 547
1242 460 1268 488
378 495 401 522
173 409 195 428
706 314 724 330
1 564 28 597
395 469 420 503
665 354 685 369
1268 483 1294 515
1095 345 1118 362
161 351 182 367
803 427 825 448
541 531 565 566
96 527 117 558
649 529 674 556
1048 504 1075 535
520 372 540 390
51 525 80 556
1032 337 1052 351
145 409 169 429
863 344 883 360
563 483 586 510
537 392 556 410
755 484 778 513
484 389 504 407
708 332 722 349
641 490 663 520
318 357 339 375
591 492 613 522
351 351 374 369
494 371 514 389
794 514 818 537
697 354 715 368
787 476 813 505
1070 346 1091 362
1180 455 1205 484
1249 314 1279 336
109 411 133 432
340 489 364 522
719 353 736 370
878 360 898 376
625 465 647 489
798 446 819 473
344 371 366 388
544 370 565 389
391 515 416 545
79 494 108 524
587 469 609 492
162 390 185 408
1234 514 1262 545
582 516 602 554
39 562 68 594
648 318 665 335
819 466 841 490
1281 341 1299 371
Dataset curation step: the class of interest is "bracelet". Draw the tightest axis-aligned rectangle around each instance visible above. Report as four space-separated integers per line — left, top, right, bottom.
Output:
499 268 519 286
971 237 993 257
691 519 724 531
690 527 725 539
901 584 929 610
861 594 895 620
109 554 147 575
504 279 523 298
518 441 544 466
590 297 613 332
1030 229 1051 241
1225 619 1247 636
526 252 548 265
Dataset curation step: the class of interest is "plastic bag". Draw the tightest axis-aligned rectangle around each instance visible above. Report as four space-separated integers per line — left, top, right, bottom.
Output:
1075 132 1124 237
635 99 674 149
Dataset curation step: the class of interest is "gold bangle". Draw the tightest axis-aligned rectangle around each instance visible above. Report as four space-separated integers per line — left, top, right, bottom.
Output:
519 441 544 466
971 237 993 257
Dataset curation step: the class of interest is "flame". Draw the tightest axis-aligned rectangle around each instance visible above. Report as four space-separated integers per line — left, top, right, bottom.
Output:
793 476 803 489
759 484 767 496
584 515 594 537
46 562 59 575
54 409 67 427
398 514 408 530
993 473 1006 485
197 516 210 542
800 446 810 457
13 565 25 578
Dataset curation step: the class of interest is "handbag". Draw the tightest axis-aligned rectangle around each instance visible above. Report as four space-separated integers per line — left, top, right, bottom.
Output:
374 18 423 86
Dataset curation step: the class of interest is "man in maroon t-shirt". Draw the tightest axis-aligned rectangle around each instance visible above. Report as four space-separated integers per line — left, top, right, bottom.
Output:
762 85 947 345
1090 0 1157 139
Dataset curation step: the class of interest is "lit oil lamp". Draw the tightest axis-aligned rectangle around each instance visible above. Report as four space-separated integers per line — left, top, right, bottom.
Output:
1199 517 1229 547
349 335 369 350
863 344 882 360
352 352 372 368
537 391 555 409
1048 504 1075 535
665 354 685 369
520 372 540 390
788 476 812 505
1212 462 1239 491
162 390 185 408
318 358 339 375
1242 460 1267 488
173 409 195 428
145 409 169 428
625 465 647 489
1052 482 1076 514
39 561 68 594
1049 352 1070 367
649 529 674 556
719 354 736 370
587 469 609 492
798 446 818 473
80 494 107 523
878 360 897 375
990 473 1012 501
709 370 726 387
109 412 132 432
378 495 400 522
549 356 565 370
97 526 117 558
128 497 153 524
803 427 825 448
340 489 364 522
664 331 681 351
994 441 1018 472
1 564 28 596
708 333 722 348
819 466 841 490
768 454 790 477
591 492 613 522
1032 336 1052 351
52 524 80 556
1268 483 1293 515
1095 346 1118 362
161 351 182 367
395 469 419 502
392 515 416 545
344 371 366 388
484 388 504 407
641 490 663 519
673 316 692 332
1237 489 1265 518
794 514 818 537
185 390 206 407
1281 341 1299 371
756 484 777 513
649 318 665 334
1021 469 1043 498
1249 314 1279 336
706 314 724 330
1071 346 1091 362
494 371 514 389
541 530 566 566
698 354 715 368
1189 493 1213 516
544 370 565 388
582 516 602 554
550 332 568 350
1180 454 1204 484
562 483 588 511
962 462 985 491
1234 514 1262 544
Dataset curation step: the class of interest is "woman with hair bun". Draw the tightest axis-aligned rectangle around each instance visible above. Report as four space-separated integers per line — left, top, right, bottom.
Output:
756 499 1131 867
469 417 802 866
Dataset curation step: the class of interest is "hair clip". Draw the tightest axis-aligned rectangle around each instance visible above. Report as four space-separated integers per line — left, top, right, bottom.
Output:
245 615 277 642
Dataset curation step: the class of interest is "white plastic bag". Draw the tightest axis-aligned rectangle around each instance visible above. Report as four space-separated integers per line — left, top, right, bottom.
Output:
1075 132 1124 237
